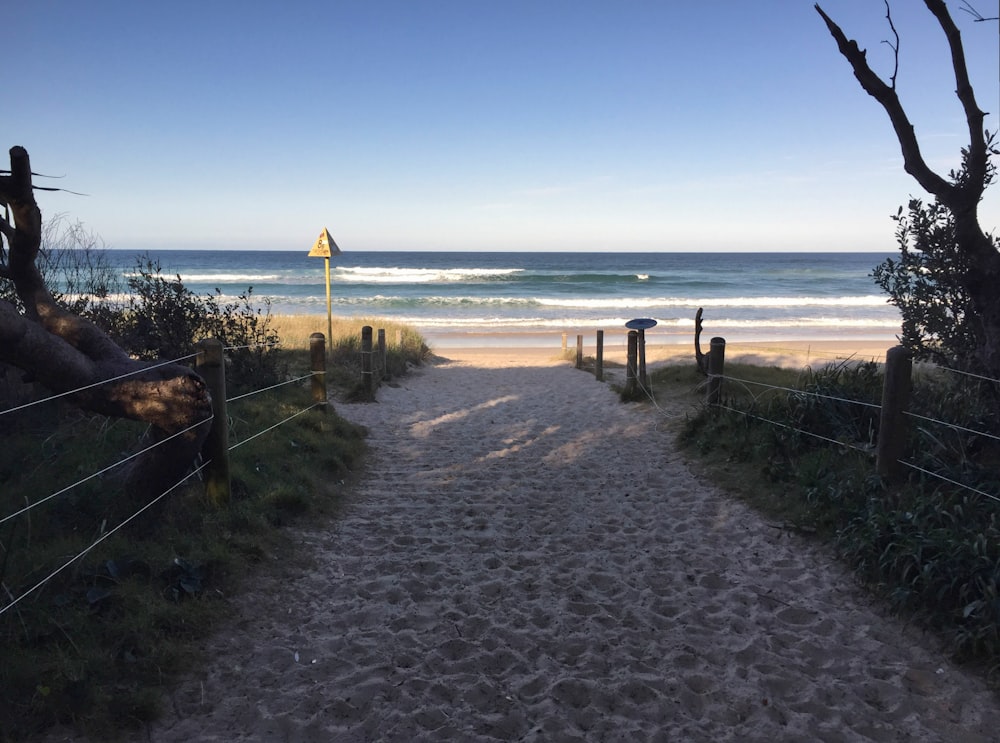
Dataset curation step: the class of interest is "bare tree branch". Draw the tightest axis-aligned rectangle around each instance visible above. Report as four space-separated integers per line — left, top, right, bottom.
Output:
959 1 1000 22
814 4 953 200
818 2 1000 374
922 0 990 197
881 0 900 90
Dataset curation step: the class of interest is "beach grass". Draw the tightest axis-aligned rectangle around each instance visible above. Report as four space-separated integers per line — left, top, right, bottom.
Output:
0 313 434 739
654 357 1000 679
270 314 427 352
0 351 372 740
270 314 431 396
9 323 973 738
648 360 868 536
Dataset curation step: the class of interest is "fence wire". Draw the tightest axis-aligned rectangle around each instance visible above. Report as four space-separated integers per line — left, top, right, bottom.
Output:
628 372 689 422
904 410 1000 444
936 365 1000 386
228 402 325 451
226 372 318 403
0 461 209 619
899 460 1000 505
725 343 886 364
1 342 327 617
362 348 388 385
0 351 200 418
710 367 1000 503
0 417 213 527
713 373 882 411
222 340 281 352
713 402 874 454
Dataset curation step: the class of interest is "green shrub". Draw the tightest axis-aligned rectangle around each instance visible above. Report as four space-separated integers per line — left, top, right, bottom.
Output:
116 258 286 395
0 374 366 741
678 360 1000 677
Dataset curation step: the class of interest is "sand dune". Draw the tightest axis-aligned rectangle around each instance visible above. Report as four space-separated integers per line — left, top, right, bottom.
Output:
80 347 998 742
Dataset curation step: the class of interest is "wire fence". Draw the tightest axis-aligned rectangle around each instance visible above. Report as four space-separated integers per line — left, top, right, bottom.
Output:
0 339 327 620
702 339 1000 505
0 352 200 418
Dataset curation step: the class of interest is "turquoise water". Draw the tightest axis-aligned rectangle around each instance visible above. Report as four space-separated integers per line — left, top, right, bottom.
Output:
99 250 901 344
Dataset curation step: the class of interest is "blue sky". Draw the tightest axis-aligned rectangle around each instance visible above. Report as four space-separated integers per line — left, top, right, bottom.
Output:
8 1 999 252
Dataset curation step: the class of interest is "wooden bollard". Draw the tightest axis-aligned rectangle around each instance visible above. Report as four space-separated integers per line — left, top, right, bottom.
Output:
196 338 231 506
309 332 327 412
625 330 639 398
707 336 725 406
638 328 648 389
876 345 912 479
377 328 387 379
361 325 374 400
576 334 584 369
562 332 568 353
595 330 604 382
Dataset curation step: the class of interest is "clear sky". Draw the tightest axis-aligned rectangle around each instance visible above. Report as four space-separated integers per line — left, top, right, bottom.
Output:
8 1 999 252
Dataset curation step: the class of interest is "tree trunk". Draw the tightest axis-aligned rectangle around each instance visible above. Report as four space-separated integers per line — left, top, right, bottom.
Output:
816 2 1000 375
969 262 1000 375
0 146 211 499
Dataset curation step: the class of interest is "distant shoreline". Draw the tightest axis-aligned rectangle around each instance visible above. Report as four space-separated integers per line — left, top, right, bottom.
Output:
94 250 902 342
430 336 895 370
271 312 896 367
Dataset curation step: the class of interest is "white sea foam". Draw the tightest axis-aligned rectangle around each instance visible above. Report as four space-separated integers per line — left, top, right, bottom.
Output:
322 294 889 310
333 266 524 283
79 292 890 312
537 295 889 310
67 250 903 343
379 315 901 331
123 271 285 283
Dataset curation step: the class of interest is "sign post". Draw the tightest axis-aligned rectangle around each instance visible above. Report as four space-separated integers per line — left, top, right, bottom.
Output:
625 318 657 391
308 228 342 352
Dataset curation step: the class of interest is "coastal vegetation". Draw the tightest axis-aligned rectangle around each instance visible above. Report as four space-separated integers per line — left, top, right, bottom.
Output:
2 2 997 733
1 370 364 740
636 0 1000 687
273 315 431 396
817 1 1000 376
0 234 428 738
1 150 212 502
654 359 1000 681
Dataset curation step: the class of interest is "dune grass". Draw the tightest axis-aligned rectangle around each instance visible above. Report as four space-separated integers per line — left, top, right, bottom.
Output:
270 314 429 354
0 317 428 741
647 357 1000 681
271 315 431 397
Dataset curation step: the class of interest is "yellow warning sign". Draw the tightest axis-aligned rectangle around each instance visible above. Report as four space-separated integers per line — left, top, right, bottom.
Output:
308 228 341 258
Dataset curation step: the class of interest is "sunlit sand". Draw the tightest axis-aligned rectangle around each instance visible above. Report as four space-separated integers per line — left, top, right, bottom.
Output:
118 331 1000 742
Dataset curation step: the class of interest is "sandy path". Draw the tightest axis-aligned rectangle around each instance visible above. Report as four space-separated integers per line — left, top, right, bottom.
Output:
126 353 997 741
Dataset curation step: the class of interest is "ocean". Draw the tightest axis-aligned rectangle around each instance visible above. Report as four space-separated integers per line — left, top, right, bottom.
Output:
97 250 901 348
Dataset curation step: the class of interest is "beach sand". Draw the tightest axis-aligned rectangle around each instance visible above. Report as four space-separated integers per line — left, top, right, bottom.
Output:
59 336 1000 742
433 337 897 371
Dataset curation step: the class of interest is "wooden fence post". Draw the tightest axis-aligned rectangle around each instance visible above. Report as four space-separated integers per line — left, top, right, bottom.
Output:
595 330 604 382
562 333 568 353
638 328 648 389
576 334 584 369
310 332 327 413
707 336 726 406
377 328 387 380
625 330 639 397
877 345 912 479
196 338 231 506
361 325 374 400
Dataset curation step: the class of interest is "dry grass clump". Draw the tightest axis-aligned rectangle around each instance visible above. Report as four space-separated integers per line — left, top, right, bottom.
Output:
270 315 427 353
